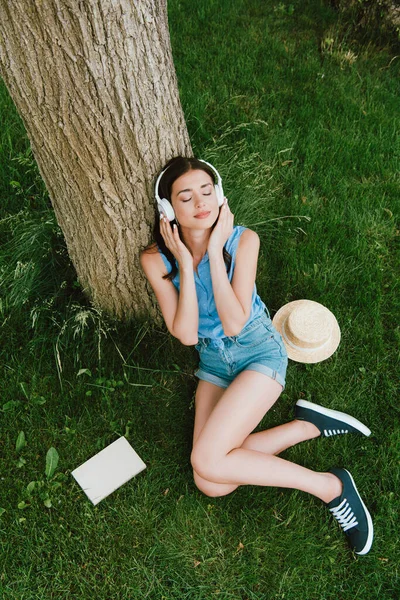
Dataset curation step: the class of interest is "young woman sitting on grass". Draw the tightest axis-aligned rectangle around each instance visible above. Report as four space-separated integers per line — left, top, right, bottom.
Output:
140 156 373 556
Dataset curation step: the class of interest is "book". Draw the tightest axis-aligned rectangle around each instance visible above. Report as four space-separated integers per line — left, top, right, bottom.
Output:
71 436 146 505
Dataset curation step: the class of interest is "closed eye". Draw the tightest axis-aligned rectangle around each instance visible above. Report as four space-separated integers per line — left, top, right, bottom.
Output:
181 190 212 202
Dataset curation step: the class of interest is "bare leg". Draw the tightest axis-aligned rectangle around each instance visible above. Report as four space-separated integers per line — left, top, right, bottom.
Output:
193 382 320 456
192 380 238 497
192 379 320 495
242 419 320 455
192 371 342 501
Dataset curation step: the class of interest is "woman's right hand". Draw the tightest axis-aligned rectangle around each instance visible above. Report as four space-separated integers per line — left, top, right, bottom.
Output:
160 215 193 269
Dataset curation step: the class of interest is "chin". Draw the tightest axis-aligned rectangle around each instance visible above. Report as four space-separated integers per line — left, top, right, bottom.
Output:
194 218 213 227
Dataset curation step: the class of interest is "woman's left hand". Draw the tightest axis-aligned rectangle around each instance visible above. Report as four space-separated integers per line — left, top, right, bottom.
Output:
207 198 234 253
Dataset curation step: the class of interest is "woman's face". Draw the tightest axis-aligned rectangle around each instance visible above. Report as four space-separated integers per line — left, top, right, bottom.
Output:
170 169 219 228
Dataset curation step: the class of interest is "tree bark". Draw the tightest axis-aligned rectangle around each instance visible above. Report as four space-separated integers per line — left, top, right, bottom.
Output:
0 0 191 319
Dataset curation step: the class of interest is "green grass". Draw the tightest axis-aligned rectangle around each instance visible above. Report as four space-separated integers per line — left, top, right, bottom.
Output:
1 0 399 598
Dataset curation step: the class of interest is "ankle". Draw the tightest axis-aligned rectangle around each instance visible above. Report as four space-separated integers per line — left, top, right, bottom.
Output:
295 418 321 440
321 473 343 504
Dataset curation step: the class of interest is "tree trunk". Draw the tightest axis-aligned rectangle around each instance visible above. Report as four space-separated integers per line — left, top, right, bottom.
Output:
0 0 191 319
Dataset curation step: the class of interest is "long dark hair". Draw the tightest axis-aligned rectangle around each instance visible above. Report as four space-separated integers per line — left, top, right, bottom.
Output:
145 156 232 281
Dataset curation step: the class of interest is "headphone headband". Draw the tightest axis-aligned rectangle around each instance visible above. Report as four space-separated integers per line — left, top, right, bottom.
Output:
154 159 223 204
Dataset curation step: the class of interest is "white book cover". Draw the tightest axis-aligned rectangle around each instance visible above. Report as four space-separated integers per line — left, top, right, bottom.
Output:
71 436 146 505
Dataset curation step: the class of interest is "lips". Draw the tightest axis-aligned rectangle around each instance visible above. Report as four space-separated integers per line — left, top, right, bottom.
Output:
194 211 211 219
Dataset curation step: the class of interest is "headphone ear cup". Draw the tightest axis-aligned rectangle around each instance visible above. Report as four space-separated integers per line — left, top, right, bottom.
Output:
215 184 224 207
157 198 176 222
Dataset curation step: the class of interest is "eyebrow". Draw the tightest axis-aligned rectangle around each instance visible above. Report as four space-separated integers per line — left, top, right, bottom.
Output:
177 182 212 196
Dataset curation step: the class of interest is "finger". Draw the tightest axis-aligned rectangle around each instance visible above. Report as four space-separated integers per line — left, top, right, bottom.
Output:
160 216 171 231
223 200 231 212
163 220 179 244
160 217 172 242
221 204 230 219
172 223 183 244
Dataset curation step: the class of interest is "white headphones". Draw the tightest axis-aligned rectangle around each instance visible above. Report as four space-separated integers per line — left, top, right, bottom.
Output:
154 159 224 222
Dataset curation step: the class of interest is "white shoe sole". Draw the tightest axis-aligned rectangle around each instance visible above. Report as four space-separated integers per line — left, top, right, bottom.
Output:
296 399 371 436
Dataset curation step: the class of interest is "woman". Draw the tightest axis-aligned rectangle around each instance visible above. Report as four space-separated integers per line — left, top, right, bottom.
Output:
140 156 373 555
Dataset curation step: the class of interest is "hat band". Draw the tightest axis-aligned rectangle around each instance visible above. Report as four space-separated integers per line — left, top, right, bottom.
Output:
282 320 332 353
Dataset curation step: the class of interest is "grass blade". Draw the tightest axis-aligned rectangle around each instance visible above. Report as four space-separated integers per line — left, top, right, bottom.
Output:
15 431 26 453
45 447 59 479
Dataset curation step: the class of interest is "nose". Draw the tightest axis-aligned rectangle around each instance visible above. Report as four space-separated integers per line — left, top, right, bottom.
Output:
194 194 206 208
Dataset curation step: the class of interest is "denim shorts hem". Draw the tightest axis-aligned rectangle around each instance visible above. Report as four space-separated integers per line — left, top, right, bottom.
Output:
245 363 286 389
194 368 229 389
195 364 285 390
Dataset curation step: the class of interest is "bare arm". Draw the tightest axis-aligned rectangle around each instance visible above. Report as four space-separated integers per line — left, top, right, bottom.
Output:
171 263 199 344
208 214 260 336
140 216 200 345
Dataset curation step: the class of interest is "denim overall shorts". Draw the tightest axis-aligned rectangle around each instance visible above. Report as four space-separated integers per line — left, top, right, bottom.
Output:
194 310 288 389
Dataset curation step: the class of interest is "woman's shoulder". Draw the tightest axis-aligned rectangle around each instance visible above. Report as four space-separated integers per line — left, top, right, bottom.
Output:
140 242 157 263
237 226 259 242
234 226 259 252
226 225 258 253
140 243 164 271
140 243 174 280
141 241 158 255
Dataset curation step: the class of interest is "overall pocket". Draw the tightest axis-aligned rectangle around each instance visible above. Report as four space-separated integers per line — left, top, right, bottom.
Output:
261 323 288 359
233 322 270 348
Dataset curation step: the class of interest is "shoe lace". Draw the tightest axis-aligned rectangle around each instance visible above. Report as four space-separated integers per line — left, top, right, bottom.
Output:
330 498 358 532
324 428 349 436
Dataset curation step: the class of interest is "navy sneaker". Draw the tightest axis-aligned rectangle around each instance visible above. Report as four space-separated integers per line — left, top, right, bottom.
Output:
327 468 374 555
295 399 371 437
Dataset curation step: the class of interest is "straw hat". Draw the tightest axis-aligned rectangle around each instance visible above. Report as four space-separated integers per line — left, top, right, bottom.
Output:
272 300 341 363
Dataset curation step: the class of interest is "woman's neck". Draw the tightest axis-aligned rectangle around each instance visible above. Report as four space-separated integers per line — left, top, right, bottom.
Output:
179 227 211 259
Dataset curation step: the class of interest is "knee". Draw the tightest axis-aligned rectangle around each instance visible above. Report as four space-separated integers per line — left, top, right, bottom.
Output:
190 445 220 483
192 470 237 498
192 470 224 497
191 444 238 497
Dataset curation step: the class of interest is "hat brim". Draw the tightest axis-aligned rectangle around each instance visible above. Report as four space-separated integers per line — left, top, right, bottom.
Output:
272 300 341 364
